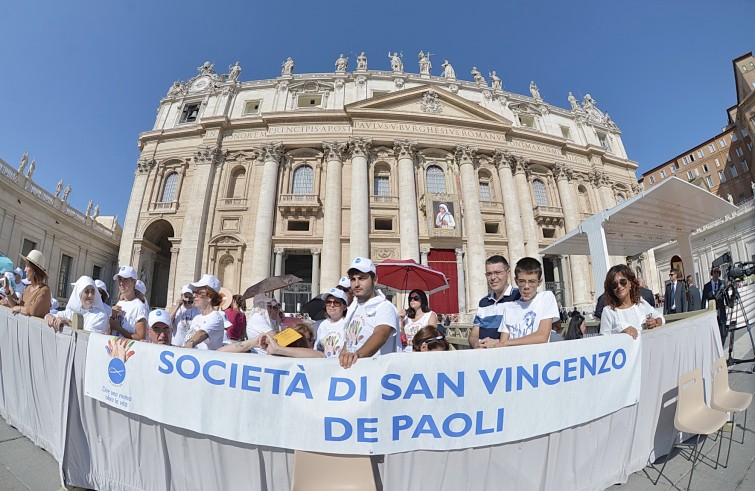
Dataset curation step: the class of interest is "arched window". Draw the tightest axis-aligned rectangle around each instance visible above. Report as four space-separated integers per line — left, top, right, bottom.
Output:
426 165 446 194
373 163 390 196
160 173 179 202
292 165 313 194
532 179 548 206
218 254 235 291
227 168 246 198
478 169 492 201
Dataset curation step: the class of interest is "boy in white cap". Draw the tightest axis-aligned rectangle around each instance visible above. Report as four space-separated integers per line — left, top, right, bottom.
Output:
170 284 200 347
147 309 173 345
13 267 25 300
339 257 399 369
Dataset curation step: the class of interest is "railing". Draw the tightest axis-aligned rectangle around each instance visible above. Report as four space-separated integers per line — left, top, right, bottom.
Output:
278 194 320 204
0 161 19 182
25 180 56 205
150 201 177 213
479 200 503 212
370 195 399 205
218 197 247 208
63 206 87 224
533 205 563 216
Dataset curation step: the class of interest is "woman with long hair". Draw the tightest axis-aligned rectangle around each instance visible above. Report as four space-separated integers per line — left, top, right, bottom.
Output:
225 294 247 342
183 274 226 350
412 325 450 352
400 289 438 351
600 264 664 339
7 250 51 318
563 313 586 341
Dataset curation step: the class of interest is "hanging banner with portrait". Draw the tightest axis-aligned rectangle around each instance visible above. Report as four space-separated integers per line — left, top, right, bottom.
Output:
428 196 461 238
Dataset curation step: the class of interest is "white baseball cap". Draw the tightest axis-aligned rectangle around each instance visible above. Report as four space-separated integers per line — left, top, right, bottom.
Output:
320 288 349 304
338 276 351 289
3 271 14 282
190 274 221 293
13 267 23 276
50 298 60 311
113 265 138 281
94 279 109 298
135 280 147 295
148 309 171 328
348 257 376 275
181 284 193 295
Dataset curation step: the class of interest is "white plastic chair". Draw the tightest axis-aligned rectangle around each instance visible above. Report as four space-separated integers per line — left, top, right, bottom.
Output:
290 450 378 491
710 356 753 467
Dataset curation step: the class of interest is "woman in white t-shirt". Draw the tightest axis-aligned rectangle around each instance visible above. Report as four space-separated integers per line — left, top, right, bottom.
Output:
45 276 108 333
600 265 664 338
312 288 350 358
109 265 149 340
184 274 226 350
245 293 281 339
400 289 438 352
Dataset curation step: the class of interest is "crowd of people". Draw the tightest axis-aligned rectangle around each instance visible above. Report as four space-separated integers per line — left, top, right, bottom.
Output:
2 246 728 367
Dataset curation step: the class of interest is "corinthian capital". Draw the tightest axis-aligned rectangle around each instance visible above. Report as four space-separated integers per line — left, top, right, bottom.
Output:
258 143 284 163
588 169 610 187
509 154 530 175
492 148 513 170
348 137 372 159
454 144 477 165
552 162 573 181
393 140 417 160
194 145 227 166
322 141 347 161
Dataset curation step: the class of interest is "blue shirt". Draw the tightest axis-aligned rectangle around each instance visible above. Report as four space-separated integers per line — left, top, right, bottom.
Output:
473 285 521 340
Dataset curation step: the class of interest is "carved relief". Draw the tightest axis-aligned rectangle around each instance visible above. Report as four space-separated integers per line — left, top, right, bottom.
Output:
453 145 477 166
372 248 396 260
393 140 417 160
194 146 228 166
420 90 442 114
322 142 348 161
348 137 372 159
257 143 284 163
552 163 574 181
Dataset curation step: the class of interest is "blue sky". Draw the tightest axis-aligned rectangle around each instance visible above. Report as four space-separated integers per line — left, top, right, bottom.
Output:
1 0 751 223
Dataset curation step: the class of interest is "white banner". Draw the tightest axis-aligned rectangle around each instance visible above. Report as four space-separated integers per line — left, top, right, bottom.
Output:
84 333 640 455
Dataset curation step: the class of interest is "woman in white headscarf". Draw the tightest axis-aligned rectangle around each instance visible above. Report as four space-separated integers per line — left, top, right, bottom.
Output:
45 276 109 333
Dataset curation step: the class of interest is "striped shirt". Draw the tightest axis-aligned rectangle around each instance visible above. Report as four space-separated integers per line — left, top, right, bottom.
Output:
473 285 521 340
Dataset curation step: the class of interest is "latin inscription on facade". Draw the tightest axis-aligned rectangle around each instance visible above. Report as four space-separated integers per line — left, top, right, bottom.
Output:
354 121 507 142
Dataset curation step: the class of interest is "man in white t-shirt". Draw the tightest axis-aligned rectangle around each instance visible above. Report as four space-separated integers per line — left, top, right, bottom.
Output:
339 257 399 369
497 257 560 347
169 284 201 347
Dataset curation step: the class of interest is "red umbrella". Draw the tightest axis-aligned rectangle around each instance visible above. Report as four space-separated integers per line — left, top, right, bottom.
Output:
375 259 449 294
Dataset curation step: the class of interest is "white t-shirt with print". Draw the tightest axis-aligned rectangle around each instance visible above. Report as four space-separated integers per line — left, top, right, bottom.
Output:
600 297 664 335
344 295 399 355
115 298 149 335
313 317 347 358
498 290 560 341
172 304 201 347
186 311 225 351
403 311 433 352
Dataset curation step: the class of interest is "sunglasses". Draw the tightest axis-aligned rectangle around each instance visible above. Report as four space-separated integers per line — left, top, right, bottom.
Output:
409 296 421 301
325 299 342 306
610 278 629 290
268 304 280 310
422 335 445 344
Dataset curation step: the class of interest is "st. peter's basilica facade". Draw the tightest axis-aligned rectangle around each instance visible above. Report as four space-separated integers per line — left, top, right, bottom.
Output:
120 54 639 314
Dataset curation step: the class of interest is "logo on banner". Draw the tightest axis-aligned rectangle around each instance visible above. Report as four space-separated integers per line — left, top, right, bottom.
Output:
108 358 126 385
105 338 137 386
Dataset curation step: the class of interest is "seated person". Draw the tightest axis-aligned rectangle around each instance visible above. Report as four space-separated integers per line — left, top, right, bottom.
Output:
600 264 663 339
562 313 586 340
183 274 226 350
412 326 450 352
45 276 109 333
7 250 51 318
496 257 560 347
147 309 172 345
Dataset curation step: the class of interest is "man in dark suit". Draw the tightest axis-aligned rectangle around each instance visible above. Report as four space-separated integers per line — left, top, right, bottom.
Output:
686 275 702 311
664 268 688 315
702 266 728 344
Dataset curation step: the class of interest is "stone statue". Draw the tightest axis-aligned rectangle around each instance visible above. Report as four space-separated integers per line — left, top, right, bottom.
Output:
471 66 485 84
93 205 100 219
583 94 596 111
26 159 35 178
18 152 28 173
727 194 734 204
281 57 295 76
167 81 185 96
567 92 579 111
489 71 502 90
388 52 403 72
86 200 93 217
335 54 348 72
62 185 72 202
356 52 367 70
54 179 63 198
418 51 432 75
197 61 215 75
530 81 541 100
441 60 456 79
228 61 241 81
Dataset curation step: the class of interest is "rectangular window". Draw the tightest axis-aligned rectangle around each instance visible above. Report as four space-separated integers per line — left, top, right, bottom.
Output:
736 147 744 157
694 168 700 176
670 163 679 172
719 138 727 148
708 144 716 153
597 132 611 151
702 164 709 173
179 103 200 123
742 128 750 137
649 176 656 184
371 90 389 98
718 170 726 182
715 158 721 167
92 265 102 280
374 218 393 231
748 142 753 151
560 126 571 139
727 154 732 162
696 150 703 158
484 222 499 234
689 153 695 162
705 176 714 187
742 160 749 171
542 228 556 239
730 166 738 178
519 115 535 128
297 95 323 108
287 220 310 232
682 156 689 165
731 132 738 142
686 171 694 180
243 100 260 115
21 239 36 256
660 170 666 178
57 254 73 298
373 176 390 196
479 182 491 201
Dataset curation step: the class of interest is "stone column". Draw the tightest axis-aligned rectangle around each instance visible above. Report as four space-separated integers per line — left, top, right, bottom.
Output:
553 163 590 307
321 142 347 288
494 149 525 265
455 145 487 305
251 143 283 284
119 159 153 266
511 155 540 259
455 247 467 313
420 247 429 266
394 140 420 261
273 248 284 302
348 138 371 260
311 248 321 297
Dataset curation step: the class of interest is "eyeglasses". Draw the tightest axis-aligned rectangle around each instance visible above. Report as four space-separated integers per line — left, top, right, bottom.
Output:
150 326 171 334
268 304 280 310
409 296 421 301
515 279 539 287
610 278 629 290
324 299 342 306
485 270 508 278
193 290 208 298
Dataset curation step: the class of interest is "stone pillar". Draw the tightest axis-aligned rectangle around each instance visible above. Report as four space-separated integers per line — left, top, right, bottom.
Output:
420 247 429 266
250 143 283 284
119 160 153 266
511 155 540 259
273 248 284 302
394 140 420 261
494 149 525 265
348 138 371 260
455 145 487 305
455 247 467 313
553 163 591 307
321 142 347 288
311 248 321 297
167 239 181 303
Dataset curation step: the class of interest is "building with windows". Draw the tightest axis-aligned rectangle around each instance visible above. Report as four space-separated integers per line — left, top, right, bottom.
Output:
121 56 639 313
0 157 121 305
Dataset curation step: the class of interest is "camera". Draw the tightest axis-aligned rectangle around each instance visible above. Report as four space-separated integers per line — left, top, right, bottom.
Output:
728 262 755 280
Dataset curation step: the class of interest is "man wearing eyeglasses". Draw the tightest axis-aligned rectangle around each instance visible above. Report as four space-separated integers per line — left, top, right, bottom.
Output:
470 255 520 349
147 309 173 345
663 269 688 315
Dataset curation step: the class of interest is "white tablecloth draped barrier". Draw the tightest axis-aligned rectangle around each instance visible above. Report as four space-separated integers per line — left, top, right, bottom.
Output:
0 308 723 491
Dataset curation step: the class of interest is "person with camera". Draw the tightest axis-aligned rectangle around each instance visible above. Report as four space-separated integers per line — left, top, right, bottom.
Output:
169 284 200 347
702 267 728 344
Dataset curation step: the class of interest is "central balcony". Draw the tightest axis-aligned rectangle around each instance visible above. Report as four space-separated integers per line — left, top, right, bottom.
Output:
278 194 321 215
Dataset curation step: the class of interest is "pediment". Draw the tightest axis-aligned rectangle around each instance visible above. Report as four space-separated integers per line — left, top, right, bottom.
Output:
345 85 512 127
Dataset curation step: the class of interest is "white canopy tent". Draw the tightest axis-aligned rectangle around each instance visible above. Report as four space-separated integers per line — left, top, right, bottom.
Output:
540 177 738 298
